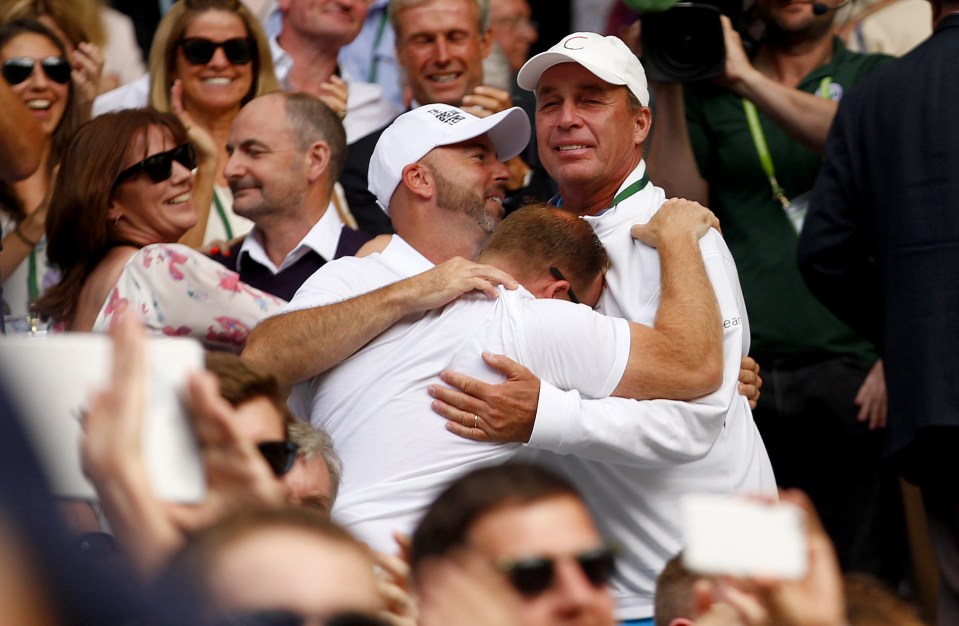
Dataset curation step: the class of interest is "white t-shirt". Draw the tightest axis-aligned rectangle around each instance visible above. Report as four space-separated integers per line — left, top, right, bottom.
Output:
527 161 777 620
284 236 630 551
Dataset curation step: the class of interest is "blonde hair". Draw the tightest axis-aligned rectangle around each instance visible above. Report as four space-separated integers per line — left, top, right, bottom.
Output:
147 0 279 113
0 0 105 48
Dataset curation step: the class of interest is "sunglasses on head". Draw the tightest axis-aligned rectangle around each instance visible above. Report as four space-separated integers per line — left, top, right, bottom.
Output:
549 266 582 306
2 56 71 85
179 37 254 65
498 546 617 597
257 440 299 477
113 143 197 189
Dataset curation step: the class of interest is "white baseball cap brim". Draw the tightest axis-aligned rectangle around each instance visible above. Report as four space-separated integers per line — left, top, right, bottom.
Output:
369 104 531 214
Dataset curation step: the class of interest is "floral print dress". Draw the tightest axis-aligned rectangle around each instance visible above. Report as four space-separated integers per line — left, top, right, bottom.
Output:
92 243 285 351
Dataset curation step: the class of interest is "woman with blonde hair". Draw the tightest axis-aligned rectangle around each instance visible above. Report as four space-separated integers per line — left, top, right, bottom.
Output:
95 0 280 248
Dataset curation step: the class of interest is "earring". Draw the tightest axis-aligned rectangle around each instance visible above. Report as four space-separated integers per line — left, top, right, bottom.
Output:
113 214 121 226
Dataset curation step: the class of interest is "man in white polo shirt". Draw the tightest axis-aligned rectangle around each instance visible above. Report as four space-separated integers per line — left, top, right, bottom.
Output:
427 34 776 624
246 104 730 551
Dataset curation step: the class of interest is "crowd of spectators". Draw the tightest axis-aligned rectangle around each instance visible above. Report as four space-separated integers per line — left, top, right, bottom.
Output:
0 1 953 625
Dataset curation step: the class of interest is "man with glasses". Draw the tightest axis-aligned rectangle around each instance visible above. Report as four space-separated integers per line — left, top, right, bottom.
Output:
411 462 617 626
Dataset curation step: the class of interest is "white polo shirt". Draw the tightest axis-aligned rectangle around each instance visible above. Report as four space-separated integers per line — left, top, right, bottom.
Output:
528 161 777 620
284 236 631 551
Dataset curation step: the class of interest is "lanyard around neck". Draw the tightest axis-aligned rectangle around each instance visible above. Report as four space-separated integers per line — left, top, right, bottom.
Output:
213 190 234 241
367 10 390 83
553 171 649 214
742 76 832 208
27 247 38 302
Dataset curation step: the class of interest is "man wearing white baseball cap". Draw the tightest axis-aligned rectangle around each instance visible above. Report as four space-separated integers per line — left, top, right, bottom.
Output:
426 33 775 625
243 100 731 553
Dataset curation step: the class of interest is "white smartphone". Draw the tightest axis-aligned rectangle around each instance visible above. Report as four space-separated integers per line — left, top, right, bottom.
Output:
681 493 808 580
0 334 206 502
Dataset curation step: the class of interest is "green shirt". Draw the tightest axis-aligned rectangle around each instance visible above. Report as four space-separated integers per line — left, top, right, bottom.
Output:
685 38 890 360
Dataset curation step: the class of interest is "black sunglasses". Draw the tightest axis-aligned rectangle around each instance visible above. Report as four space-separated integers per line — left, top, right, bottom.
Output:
257 440 299 477
179 37 255 65
113 143 197 189
498 546 617 597
2 56 71 85
549 266 582 305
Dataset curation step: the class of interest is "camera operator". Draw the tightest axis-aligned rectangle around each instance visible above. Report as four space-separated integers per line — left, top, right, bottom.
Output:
645 0 905 586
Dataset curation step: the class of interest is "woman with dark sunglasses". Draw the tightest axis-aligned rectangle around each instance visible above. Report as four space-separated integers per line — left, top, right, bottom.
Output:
35 108 284 351
93 0 281 250
0 19 84 323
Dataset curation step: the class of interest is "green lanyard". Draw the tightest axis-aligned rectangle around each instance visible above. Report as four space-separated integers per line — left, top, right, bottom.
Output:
27 247 38 302
742 76 832 209
611 172 650 207
367 11 390 83
213 190 234 240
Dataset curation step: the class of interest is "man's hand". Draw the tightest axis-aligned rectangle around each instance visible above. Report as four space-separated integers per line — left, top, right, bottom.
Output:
715 490 847 626
429 353 540 443
374 549 418 626
70 41 105 119
715 16 760 94
739 355 762 410
402 257 519 314
855 359 887 430
631 197 720 248
167 371 286 534
319 74 349 120
461 85 513 118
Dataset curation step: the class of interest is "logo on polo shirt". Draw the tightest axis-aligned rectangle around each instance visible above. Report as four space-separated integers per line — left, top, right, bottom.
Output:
426 108 466 125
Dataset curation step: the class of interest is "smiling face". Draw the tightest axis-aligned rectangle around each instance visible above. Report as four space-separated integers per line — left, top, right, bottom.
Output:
173 10 254 115
110 125 197 245
420 134 509 236
535 63 649 214
394 0 491 106
278 0 369 49
1 32 69 137
225 96 310 222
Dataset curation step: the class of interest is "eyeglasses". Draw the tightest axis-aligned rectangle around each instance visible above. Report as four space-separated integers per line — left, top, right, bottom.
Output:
498 546 617 597
2 56 71 85
179 37 255 65
549 266 582 305
113 143 197 189
257 440 299 477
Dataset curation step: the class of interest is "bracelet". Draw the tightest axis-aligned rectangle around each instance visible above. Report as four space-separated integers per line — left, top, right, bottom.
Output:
12 225 39 248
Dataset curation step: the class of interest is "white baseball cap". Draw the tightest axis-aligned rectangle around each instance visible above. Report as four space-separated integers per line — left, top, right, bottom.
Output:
368 104 531 214
517 32 650 106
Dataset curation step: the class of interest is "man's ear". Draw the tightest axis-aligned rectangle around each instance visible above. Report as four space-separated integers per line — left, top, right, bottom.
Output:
479 27 493 60
634 106 652 147
305 141 331 184
400 162 435 200
543 278 572 301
